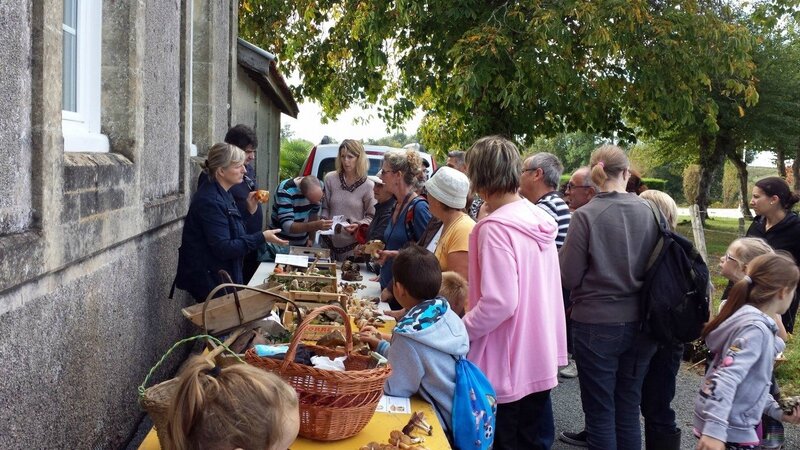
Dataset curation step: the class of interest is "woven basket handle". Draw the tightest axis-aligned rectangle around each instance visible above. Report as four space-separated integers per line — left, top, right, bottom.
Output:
136 332 244 398
200 283 296 335
281 304 352 370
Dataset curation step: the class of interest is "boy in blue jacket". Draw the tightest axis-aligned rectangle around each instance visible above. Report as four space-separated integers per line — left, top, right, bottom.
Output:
360 244 469 433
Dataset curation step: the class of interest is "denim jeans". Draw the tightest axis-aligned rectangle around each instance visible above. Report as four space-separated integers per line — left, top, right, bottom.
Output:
641 342 684 436
573 321 658 450
494 389 554 450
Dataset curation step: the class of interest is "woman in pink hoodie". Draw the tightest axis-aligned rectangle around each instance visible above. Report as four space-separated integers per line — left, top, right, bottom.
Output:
463 136 568 450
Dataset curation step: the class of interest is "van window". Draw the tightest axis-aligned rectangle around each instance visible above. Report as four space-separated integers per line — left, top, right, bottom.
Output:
317 158 336 180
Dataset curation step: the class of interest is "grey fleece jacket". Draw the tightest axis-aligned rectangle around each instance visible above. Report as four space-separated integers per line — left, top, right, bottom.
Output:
693 305 785 444
376 297 469 432
559 191 660 323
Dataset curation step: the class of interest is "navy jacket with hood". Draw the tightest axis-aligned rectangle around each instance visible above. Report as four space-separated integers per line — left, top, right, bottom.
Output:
176 179 265 301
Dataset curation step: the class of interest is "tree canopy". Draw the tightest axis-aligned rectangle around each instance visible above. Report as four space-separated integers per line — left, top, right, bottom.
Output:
241 0 760 155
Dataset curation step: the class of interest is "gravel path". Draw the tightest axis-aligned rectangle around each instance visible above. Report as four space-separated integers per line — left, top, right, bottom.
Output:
551 363 799 449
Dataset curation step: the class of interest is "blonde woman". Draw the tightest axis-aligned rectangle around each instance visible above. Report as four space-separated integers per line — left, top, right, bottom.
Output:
175 143 287 302
166 356 299 450
320 139 376 260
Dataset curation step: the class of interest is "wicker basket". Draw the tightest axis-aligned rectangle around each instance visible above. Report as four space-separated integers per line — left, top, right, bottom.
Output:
245 304 392 441
138 332 244 449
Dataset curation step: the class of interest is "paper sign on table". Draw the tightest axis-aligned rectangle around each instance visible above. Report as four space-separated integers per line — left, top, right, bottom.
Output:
375 395 412 414
275 254 310 267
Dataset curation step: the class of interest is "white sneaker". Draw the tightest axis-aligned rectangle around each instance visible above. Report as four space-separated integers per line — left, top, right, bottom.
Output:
559 359 578 378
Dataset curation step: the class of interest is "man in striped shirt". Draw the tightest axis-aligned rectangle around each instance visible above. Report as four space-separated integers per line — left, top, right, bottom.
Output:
270 176 332 247
519 152 571 248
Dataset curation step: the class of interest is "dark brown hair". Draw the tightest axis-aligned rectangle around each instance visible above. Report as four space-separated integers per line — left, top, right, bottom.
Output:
224 124 258 150
702 252 799 338
392 244 442 301
755 176 800 210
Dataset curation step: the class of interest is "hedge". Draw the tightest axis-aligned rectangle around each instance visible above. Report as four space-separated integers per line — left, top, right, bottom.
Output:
557 174 667 192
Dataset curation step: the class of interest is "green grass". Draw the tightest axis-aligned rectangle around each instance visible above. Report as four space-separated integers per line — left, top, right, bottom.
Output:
676 215 799 395
776 337 800 397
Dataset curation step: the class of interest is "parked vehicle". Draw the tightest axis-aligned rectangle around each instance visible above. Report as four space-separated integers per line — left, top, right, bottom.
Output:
300 143 436 181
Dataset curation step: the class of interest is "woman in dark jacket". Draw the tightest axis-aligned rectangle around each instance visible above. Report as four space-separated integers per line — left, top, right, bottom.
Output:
175 143 286 302
747 176 800 332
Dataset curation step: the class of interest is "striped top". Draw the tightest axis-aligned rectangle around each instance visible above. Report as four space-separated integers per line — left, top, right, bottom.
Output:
270 177 321 246
536 191 571 248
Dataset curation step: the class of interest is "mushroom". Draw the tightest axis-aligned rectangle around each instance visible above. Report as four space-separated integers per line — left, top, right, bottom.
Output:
402 411 433 436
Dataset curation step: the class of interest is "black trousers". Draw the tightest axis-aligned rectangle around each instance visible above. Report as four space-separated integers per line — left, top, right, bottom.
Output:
494 389 554 450
242 250 260 285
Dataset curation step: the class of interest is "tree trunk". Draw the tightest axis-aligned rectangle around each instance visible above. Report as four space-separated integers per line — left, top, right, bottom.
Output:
696 133 725 223
794 140 800 192
776 145 787 178
726 153 753 220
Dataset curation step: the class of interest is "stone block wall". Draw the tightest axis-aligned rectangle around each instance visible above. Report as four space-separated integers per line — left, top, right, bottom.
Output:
0 0 237 447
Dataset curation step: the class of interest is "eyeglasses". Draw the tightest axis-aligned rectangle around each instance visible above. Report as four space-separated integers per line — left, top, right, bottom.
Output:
723 253 740 264
522 167 539 174
380 169 398 175
565 182 592 192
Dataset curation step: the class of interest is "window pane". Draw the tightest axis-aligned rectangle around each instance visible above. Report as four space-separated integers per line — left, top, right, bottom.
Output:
63 0 77 29
63 31 77 112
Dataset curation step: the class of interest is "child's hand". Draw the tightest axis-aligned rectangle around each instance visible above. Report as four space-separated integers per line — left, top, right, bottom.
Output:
696 435 724 450
783 405 800 424
384 308 406 320
358 332 381 349
359 325 378 334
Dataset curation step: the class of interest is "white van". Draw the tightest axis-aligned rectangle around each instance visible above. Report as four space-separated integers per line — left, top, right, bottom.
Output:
299 143 436 180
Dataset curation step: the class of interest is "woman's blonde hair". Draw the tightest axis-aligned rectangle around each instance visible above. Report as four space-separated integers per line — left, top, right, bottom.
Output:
165 356 298 450
702 252 798 338
200 143 246 182
729 237 774 268
384 149 425 191
336 139 368 179
640 190 678 231
589 144 629 189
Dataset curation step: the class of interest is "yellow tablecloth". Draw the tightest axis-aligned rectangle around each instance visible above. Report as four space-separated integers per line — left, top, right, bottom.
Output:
139 261 445 450
138 396 450 450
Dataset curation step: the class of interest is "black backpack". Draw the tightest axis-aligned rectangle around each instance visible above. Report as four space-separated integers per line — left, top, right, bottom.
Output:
640 202 710 343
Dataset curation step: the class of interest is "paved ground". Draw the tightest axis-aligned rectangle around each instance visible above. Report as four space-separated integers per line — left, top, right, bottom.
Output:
551 363 799 449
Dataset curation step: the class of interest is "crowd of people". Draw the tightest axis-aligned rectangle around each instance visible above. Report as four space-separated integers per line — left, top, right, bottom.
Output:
170 125 800 450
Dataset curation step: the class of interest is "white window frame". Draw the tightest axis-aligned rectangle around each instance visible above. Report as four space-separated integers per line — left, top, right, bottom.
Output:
62 0 109 152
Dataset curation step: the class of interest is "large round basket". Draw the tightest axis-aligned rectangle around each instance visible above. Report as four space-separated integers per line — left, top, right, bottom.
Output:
244 304 392 441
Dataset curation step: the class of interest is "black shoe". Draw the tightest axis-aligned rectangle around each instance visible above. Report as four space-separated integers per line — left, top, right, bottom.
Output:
559 430 588 447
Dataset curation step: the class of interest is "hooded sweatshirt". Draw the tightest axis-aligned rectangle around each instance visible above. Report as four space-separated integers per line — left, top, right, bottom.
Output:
463 198 568 404
693 305 785 444
379 297 469 432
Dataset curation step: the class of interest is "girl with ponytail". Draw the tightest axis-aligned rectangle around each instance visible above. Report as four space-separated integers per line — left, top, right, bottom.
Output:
695 253 800 450
165 356 299 450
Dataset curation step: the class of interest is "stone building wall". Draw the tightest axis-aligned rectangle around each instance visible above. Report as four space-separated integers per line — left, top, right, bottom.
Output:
0 0 241 447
